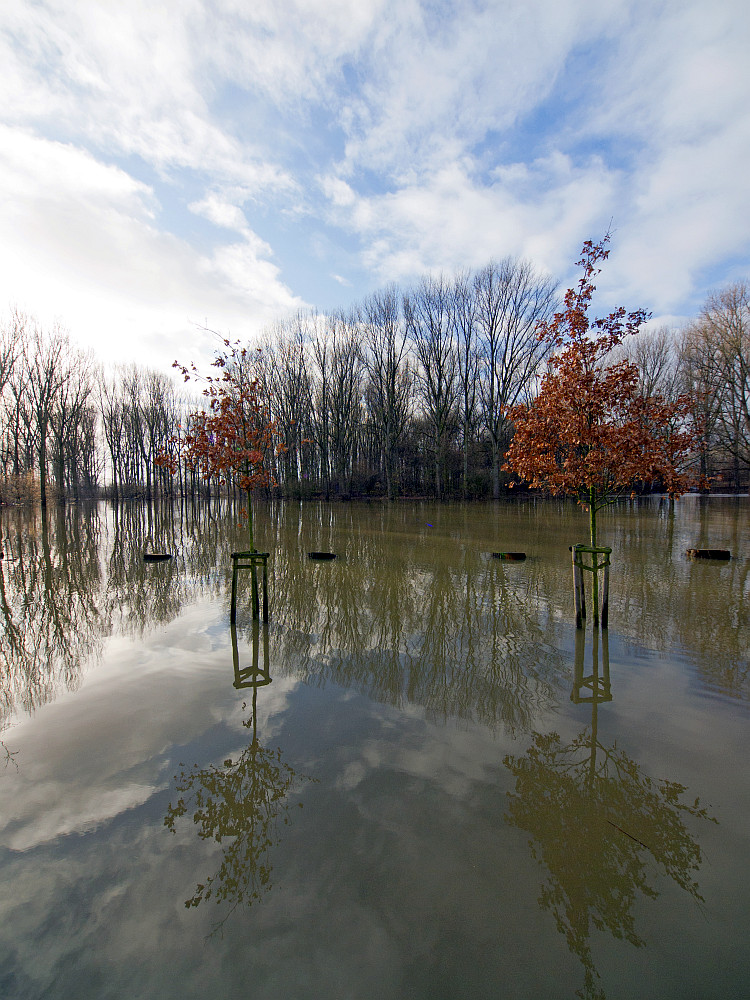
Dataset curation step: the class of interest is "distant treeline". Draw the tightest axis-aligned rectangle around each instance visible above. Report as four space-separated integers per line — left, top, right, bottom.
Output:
1 263 748 504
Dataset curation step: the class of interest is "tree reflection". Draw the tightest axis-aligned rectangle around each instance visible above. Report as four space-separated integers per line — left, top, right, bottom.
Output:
504 630 717 1000
0 504 105 728
164 624 311 927
601 497 750 700
264 502 567 734
0 499 228 729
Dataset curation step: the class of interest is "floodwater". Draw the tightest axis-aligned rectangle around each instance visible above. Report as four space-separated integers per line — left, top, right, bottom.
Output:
0 497 748 1000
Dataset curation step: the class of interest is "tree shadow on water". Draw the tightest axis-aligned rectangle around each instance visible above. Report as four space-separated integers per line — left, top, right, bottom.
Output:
503 630 717 1000
164 623 314 933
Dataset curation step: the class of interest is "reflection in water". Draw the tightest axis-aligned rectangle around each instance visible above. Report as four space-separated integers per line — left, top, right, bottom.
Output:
0 497 250 730
164 624 311 929
571 629 612 706
504 630 717 1000
0 505 105 728
3 497 749 740
257 497 750 717
266 510 567 733
232 621 271 691
1 737 18 769
0 497 747 995
613 498 750 699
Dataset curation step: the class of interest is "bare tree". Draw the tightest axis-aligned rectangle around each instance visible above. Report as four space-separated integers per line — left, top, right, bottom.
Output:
99 363 180 500
327 310 364 496
451 271 480 497
308 316 333 499
360 287 411 500
260 313 315 490
0 310 24 496
404 274 459 499
474 258 557 500
678 323 722 486
0 310 21 398
49 347 97 500
690 283 750 489
24 322 70 506
99 372 127 501
620 325 681 399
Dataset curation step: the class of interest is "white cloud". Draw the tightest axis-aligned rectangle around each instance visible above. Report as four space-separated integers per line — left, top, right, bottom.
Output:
332 0 630 179
3 782 157 851
316 0 750 314
0 603 300 852
0 0 748 366
189 194 250 233
321 153 616 284
0 127 305 369
0 0 296 189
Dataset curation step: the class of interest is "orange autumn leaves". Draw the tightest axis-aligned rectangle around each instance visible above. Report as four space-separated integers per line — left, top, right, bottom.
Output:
503 236 697 510
157 339 284 497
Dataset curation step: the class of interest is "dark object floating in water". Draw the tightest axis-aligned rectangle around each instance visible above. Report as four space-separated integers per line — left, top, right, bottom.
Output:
144 553 172 562
308 551 336 560
686 548 731 560
492 551 526 561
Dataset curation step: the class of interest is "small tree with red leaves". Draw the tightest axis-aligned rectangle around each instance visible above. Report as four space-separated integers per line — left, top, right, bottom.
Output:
503 236 697 618
158 338 284 553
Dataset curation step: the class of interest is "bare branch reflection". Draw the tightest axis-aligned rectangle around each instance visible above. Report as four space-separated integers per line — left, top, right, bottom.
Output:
0 505 105 728
0 497 250 729
264 504 566 733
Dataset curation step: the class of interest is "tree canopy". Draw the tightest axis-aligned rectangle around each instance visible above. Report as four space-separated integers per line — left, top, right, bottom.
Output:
503 236 697 546
159 338 284 549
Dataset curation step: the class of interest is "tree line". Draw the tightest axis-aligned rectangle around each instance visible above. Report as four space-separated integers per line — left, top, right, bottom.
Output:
1 266 749 504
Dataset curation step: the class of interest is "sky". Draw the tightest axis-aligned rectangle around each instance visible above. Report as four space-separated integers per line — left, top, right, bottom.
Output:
1 0 749 375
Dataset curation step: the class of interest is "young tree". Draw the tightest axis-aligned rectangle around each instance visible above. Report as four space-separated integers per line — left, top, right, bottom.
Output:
503 236 696 603
159 339 283 553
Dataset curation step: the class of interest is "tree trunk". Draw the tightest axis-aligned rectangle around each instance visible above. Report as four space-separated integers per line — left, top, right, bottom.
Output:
492 442 500 501
589 488 599 625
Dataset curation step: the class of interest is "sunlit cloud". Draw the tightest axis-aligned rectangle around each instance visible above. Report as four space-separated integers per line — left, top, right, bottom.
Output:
0 128 304 369
0 0 748 368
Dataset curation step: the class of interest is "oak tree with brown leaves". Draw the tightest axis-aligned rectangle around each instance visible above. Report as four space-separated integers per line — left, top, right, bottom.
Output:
158 338 284 552
503 235 696 550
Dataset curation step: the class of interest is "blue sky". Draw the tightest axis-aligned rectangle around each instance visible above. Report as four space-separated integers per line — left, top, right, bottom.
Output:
1 0 748 372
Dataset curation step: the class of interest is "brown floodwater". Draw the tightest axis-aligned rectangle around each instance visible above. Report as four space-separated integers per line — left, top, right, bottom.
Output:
0 496 747 999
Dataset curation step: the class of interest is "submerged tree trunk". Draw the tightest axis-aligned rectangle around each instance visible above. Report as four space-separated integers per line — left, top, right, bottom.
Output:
589 488 599 625
247 486 255 552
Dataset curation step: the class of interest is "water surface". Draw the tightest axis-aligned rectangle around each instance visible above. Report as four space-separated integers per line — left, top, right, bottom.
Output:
0 498 747 999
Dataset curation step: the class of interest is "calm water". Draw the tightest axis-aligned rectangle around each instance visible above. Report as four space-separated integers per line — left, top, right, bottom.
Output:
0 497 748 1000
